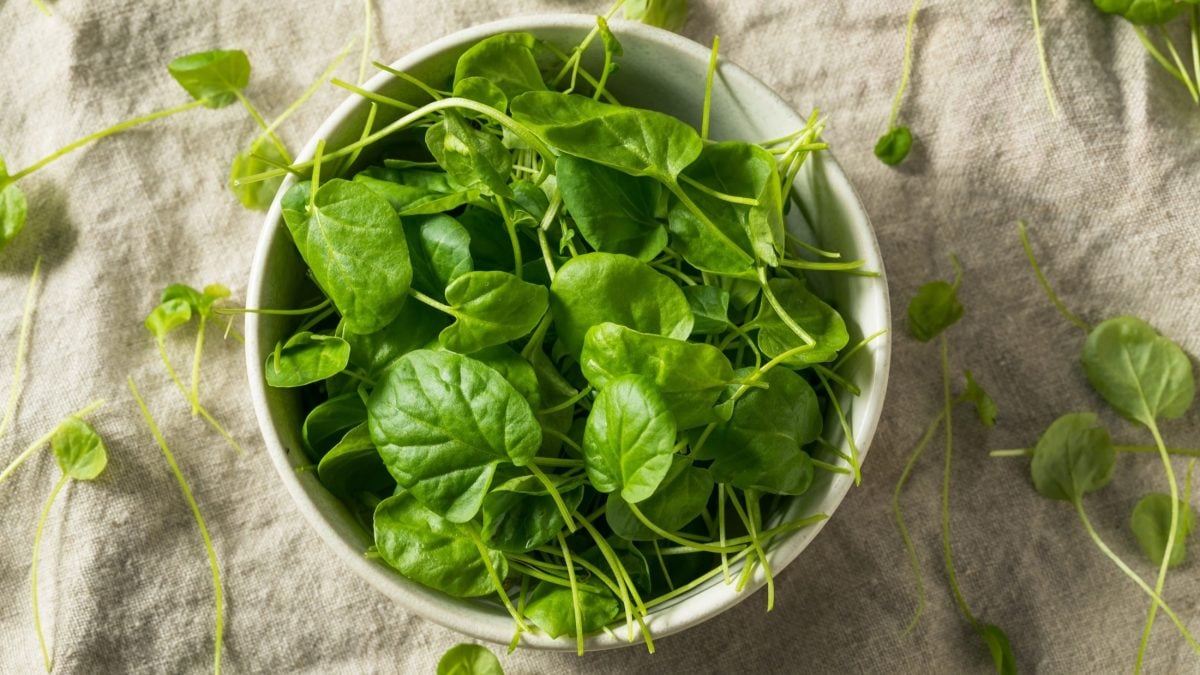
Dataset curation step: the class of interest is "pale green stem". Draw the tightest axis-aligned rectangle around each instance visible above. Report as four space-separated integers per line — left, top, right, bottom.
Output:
1134 417 1181 672
253 39 355 150
701 36 720 140
234 90 291 163
30 0 51 16
8 100 206 183
1132 26 1200 102
1074 497 1200 656
526 463 577 532
0 256 41 443
1018 221 1090 332
32 473 68 673
894 410 946 635
625 502 741 553
1158 25 1200 103
358 0 372 85
156 339 245 454
1031 0 1059 119
189 315 206 416
939 335 978 630
886 0 923 131
127 377 223 675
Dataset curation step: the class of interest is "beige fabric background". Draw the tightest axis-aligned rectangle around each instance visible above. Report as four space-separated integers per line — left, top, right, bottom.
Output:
1 0 1199 672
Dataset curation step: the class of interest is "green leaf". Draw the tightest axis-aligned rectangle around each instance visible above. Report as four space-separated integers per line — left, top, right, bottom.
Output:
624 0 689 31
874 126 913 166
167 49 251 108
753 278 849 367
316 423 394 498
549 252 693 358
581 322 733 429
481 475 584 553
231 137 285 211
353 167 476 217
1030 413 1115 502
367 349 541 522
281 179 413 335
1 182 28 253
437 644 504 675
439 271 549 353
373 492 506 597
452 76 508 113
50 417 108 481
144 298 193 338
524 580 620 639
907 280 963 342
700 367 819 495
582 374 676 503
670 142 783 270
265 331 351 388
511 92 703 184
453 32 546 102
606 456 713 540
1082 316 1195 427
345 299 448 379
161 283 229 317
472 345 541 409
960 369 997 428
1091 0 1183 25
556 155 666 261
1131 492 1195 567
980 624 1018 675
406 214 474 299
301 393 367 459
427 111 513 198
684 285 730 335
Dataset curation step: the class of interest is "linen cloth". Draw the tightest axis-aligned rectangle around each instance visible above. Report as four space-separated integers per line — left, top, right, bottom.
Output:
2 0 1199 672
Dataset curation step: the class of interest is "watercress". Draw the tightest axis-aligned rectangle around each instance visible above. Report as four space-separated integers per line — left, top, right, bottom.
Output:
257 23 876 653
437 644 505 675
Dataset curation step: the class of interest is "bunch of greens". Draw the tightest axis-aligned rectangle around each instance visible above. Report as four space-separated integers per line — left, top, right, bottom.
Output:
985 223 1199 671
252 19 878 652
891 257 1015 674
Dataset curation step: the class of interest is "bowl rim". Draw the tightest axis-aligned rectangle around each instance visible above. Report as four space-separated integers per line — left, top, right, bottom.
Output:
245 12 892 652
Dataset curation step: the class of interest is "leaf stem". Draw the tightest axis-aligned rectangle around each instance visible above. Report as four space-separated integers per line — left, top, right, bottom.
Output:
730 490 773 610
358 0 373 85
190 315 206 416
30 0 51 16
1134 417 1181 672
678 174 759 206
156 339 245 454
1157 25 1200 103
466 527 528 632
406 287 457 316
127 377 223 675
234 90 292 163
0 400 104 485
701 36 720 140
816 370 862 486
1030 0 1059 119
31 473 68 673
893 410 945 635
626 501 742 553
8 100 207 183
886 0 923 131
939 335 978 630
253 39 356 152
556 532 587 656
1018 221 1090 332
757 266 816 346
991 444 1200 458
371 62 446 100
537 386 592 415
526 463 577 532
778 258 867 272
0 256 41 443
1073 496 1200 656
1132 26 1200 103
833 328 888 372
216 299 331 316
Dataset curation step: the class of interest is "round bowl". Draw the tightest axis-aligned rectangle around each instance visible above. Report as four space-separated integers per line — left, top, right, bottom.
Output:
246 13 891 652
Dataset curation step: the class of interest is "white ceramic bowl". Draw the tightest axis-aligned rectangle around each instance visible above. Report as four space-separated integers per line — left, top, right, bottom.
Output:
246 14 891 651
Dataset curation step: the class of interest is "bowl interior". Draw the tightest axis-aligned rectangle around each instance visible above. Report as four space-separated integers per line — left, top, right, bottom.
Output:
246 14 891 651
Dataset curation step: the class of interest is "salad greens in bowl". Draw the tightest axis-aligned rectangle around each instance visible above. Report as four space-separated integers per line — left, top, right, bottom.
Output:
245 13 890 653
